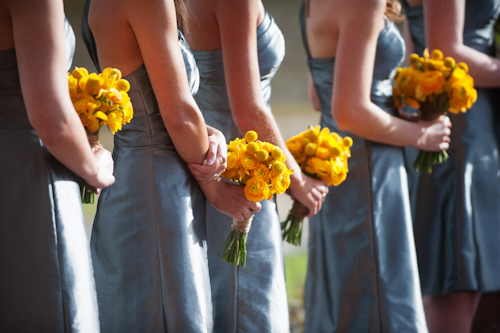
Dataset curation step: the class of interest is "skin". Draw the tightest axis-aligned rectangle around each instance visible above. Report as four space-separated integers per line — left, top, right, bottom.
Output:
0 0 114 189
185 0 329 217
305 0 451 151
405 0 493 331
88 0 259 219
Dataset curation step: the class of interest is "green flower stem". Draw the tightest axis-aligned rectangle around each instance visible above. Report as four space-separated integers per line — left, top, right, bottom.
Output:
412 149 449 174
219 230 248 267
78 177 95 204
281 200 309 246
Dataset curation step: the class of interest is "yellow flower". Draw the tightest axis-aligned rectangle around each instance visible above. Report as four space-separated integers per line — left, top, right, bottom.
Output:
222 168 239 180
244 130 258 143
272 161 287 175
241 152 259 170
416 71 445 99
227 151 241 170
115 79 130 93
252 164 270 181
342 136 353 148
247 142 260 155
71 67 88 80
271 147 285 161
305 143 318 156
457 62 469 73
408 53 419 65
395 67 420 97
286 136 302 153
444 57 456 68
255 150 269 162
105 111 123 134
448 81 477 113
228 138 247 156
308 157 331 178
315 146 330 159
244 178 269 202
431 49 443 61
271 170 292 195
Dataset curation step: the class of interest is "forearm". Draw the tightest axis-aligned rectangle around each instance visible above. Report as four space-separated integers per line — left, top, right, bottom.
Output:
334 101 426 148
163 102 209 165
30 105 100 181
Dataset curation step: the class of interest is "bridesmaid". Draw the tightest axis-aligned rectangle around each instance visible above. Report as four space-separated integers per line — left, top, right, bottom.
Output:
0 0 114 331
184 0 329 331
301 0 452 331
402 0 500 331
81 0 261 331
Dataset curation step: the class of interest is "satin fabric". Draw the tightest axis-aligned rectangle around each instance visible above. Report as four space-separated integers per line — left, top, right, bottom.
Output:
82 3 212 331
192 13 290 333
402 0 500 295
300 6 427 332
0 19 100 332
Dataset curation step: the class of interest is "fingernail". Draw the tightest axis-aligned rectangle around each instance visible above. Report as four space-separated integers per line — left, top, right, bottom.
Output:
203 159 208 165
208 158 214 166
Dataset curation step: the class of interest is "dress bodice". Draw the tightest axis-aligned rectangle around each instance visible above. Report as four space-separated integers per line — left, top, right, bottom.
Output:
0 17 75 130
192 12 285 111
403 0 500 56
301 6 405 131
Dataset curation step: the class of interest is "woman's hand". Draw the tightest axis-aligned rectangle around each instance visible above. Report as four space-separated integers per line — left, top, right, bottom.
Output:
415 115 452 151
288 173 329 217
85 147 115 189
188 126 227 183
208 182 261 221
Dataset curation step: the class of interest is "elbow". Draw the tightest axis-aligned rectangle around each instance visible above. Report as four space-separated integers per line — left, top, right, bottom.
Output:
332 105 355 132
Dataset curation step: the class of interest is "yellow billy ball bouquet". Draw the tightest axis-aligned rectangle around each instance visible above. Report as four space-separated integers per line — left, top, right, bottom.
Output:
282 126 352 246
68 67 133 203
393 48 477 173
220 131 293 267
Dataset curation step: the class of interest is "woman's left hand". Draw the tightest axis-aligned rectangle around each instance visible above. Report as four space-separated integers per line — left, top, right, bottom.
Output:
188 126 227 183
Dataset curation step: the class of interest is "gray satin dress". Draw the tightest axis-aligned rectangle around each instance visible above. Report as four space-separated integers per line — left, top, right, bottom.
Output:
82 4 211 332
402 0 500 296
301 6 427 332
192 13 289 333
0 18 100 332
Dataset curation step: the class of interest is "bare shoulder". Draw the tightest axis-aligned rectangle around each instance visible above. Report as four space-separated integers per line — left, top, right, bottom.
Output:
336 0 385 25
213 0 259 22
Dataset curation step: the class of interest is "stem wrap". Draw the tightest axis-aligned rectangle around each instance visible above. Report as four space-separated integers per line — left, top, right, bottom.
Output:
231 215 253 233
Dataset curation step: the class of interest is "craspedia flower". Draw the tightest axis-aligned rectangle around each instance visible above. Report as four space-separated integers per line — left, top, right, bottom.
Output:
457 62 469 73
72 66 89 80
247 142 260 155
444 57 456 68
409 53 419 65
256 150 269 162
305 143 318 156
431 49 443 61
272 161 287 175
115 79 130 92
245 130 258 143
271 147 284 161
342 136 353 148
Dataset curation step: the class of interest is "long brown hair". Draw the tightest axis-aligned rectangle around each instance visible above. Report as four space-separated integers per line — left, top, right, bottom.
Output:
174 0 187 29
385 0 404 22
306 0 405 22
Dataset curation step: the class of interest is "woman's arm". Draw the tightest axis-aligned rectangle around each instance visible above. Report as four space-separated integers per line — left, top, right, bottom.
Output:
9 0 114 188
423 0 500 87
128 0 209 164
215 0 328 217
331 0 451 151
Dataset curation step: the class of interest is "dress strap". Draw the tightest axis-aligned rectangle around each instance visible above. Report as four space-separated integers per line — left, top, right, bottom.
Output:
299 1 312 59
81 0 101 72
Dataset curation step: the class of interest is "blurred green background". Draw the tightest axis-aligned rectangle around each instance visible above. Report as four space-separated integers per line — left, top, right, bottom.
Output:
64 0 317 331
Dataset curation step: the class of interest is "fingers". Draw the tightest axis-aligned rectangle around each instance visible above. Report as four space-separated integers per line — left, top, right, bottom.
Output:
249 201 262 214
205 140 218 166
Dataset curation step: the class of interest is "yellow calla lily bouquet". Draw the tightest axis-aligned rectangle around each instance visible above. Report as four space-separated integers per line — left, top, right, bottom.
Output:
220 130 293 267
68 67 133 203
393 48 477 173
282 126 352 246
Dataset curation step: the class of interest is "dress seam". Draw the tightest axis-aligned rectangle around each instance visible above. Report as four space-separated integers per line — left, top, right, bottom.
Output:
365 141 383 332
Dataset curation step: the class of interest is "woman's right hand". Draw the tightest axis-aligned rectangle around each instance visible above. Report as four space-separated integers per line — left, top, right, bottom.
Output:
85 148 115 189
208 182 261 221
288 173 328 218
415 115 452 151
